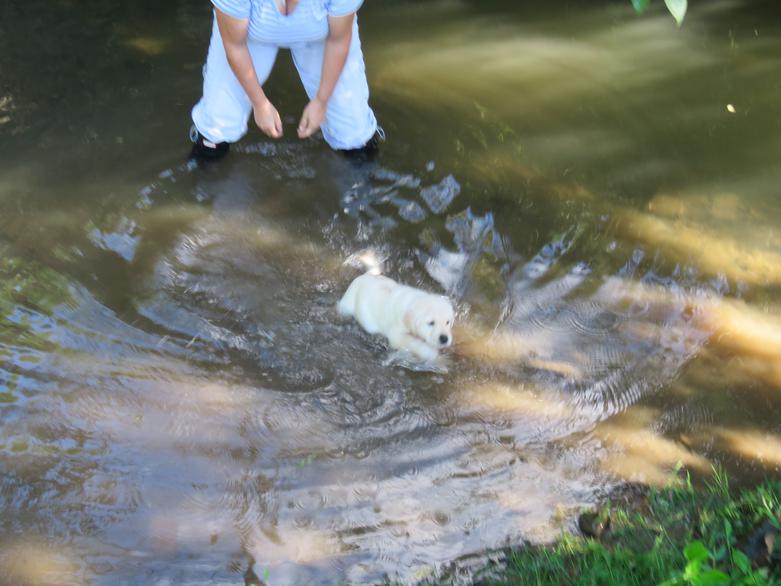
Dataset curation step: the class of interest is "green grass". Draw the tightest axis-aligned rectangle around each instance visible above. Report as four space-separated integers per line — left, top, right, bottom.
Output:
483 471 781 586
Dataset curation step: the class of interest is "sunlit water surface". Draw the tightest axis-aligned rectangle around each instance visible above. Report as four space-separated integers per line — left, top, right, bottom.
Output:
1 0 781 584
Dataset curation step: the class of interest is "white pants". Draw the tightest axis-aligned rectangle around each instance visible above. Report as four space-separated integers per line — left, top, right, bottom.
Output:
191 17 378 150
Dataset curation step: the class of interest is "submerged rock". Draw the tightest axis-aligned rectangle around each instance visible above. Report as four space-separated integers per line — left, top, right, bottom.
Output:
578 509 611 540
742 518 780 569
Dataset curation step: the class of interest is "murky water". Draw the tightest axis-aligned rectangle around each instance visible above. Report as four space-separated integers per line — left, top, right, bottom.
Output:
2 0 781 584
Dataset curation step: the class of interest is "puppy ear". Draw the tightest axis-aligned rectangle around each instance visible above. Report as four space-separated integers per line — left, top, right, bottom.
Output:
403 306 419 335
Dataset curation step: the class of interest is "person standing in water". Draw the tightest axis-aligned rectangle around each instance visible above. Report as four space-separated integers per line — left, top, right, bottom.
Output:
190 0 381 160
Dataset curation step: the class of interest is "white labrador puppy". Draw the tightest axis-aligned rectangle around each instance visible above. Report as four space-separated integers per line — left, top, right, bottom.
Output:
338 273 455 361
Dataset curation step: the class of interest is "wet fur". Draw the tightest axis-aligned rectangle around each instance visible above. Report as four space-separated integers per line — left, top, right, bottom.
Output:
338 274 454 361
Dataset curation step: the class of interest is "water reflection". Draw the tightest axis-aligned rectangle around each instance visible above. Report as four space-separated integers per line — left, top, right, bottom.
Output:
2 138 780 584
1 149 736 582
1 0 781 584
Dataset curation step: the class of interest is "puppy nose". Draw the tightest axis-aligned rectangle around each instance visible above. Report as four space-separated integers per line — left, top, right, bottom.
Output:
439 334 449 345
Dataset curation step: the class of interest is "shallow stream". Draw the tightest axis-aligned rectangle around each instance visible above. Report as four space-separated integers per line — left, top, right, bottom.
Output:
1 0 781 584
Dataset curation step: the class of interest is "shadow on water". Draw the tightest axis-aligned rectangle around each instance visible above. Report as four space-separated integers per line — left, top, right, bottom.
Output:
1 0 781 584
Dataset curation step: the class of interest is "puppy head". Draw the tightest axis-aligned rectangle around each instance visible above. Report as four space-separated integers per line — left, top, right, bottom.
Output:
405 295 455 350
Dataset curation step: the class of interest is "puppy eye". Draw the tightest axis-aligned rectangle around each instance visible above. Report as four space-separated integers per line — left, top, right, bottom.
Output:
446 320 451 325
427 320 435 326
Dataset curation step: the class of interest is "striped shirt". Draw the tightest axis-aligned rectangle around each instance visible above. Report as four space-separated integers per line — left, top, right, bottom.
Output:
212 0 364 45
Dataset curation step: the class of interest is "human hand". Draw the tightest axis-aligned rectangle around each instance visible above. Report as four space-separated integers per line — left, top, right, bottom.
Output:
253 99 283 138
297 98 327 139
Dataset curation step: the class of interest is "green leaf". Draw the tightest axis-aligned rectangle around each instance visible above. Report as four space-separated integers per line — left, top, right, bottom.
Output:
732 549 752 575
685 541 709 563
663 0 687 26
684 560 702 580
631 0 650 14
724 519 734 544
692 570 730 586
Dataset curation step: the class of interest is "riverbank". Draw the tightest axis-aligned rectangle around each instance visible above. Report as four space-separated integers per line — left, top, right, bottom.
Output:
457 472 780 585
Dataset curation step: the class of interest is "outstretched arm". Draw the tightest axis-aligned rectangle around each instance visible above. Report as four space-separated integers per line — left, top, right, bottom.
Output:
297 13 355 138
216 8 283 138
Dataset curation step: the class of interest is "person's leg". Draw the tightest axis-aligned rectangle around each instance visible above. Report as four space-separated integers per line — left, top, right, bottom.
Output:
291 19 379 153
190 17 279 160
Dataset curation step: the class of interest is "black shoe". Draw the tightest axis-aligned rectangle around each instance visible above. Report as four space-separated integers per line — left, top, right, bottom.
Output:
188 127 229 162
340 127 385 162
